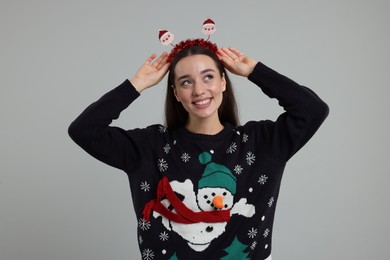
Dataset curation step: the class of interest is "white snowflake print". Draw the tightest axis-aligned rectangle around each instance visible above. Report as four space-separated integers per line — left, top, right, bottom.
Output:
248 227 258 238
142 248 155 260
246 151 256 165
226 142 237 154
233 165 243 175
159 231 169 241
181 153 191 163
157 159 168 172
268 197 274 207
159 125 167 133
242 133 249 143
163 144 171 154
258 175 268 185
250 241 257 250
263 228 270 238
138 218 151 231
140 181 150 192
139 235 143 244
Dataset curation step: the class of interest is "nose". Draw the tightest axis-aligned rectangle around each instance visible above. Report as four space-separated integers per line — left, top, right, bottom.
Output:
192 81 205 96
213 195 224 209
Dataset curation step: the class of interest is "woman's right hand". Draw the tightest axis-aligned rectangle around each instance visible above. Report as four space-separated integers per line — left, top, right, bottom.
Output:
130 52 170 93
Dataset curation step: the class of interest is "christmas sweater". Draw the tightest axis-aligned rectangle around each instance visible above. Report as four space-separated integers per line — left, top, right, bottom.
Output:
68 62 329 260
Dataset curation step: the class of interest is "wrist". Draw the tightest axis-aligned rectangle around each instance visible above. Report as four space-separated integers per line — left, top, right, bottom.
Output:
130 77 147 93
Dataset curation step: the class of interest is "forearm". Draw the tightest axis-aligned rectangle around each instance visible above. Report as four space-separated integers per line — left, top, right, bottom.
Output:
68 80 141 170
248 62 329 160
248 62 329 121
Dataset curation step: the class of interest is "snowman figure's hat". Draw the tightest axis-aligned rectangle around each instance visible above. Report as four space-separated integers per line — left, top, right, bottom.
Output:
203 18 215 27
198 152 236 195
158 29 168 39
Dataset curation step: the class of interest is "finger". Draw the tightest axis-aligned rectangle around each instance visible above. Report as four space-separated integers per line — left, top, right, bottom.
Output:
155 53 170 70
229 48 244 57
220 47 239 61
145 53 158 65
218 56 235 71
217 49 232 63
152 52 169 67
156 56 170 70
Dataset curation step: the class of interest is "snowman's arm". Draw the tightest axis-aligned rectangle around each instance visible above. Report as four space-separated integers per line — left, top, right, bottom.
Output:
170 179 197 202
231 198 255 218
153 199 172 230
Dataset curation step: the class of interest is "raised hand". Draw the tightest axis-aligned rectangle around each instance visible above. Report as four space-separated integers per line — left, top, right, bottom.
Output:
130 52 170 93
217 47 257 77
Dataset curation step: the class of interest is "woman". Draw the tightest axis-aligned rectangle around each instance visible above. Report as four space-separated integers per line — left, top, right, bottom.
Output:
68 40 329 260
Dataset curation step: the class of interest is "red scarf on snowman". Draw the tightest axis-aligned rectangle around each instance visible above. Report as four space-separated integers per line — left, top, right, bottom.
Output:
141 176 231 224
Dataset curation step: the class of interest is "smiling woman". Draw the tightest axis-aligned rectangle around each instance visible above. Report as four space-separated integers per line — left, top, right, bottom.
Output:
165 41 240 132
68 28 329 259
172 54 227 134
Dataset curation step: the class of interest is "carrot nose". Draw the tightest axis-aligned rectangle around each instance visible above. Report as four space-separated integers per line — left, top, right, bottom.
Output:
213 195 224 209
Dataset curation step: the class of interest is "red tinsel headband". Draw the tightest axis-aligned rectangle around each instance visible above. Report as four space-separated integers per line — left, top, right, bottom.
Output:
158 18 218 63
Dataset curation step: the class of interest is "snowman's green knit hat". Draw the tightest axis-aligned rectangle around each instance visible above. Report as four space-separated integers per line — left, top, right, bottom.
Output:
198 151 236 195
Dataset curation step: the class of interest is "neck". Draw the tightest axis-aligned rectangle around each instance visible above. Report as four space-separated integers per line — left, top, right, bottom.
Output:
185 117 224 135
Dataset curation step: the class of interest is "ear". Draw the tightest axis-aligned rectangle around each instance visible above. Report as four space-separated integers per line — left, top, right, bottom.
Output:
221 73 226 92
173 86 181 102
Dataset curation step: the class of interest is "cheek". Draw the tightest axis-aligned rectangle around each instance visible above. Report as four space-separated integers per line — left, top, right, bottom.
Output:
174 88 191 102
214 86 225 99
173 88 182 100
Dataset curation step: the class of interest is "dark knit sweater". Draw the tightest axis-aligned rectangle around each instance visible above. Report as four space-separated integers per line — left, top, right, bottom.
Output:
68 62 329 260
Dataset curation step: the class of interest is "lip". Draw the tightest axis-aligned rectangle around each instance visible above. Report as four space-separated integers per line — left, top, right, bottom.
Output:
192 98 212 108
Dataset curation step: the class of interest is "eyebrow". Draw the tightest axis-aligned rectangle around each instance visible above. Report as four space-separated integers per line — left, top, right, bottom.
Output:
177 68 216 82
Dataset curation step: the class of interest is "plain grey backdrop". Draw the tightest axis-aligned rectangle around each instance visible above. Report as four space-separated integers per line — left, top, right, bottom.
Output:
1 0 389 259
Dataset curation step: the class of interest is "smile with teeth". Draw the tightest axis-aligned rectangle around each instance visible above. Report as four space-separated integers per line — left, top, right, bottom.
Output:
193 98 212 106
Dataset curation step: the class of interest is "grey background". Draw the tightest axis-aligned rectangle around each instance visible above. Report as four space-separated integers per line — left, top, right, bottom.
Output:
1 0 389 259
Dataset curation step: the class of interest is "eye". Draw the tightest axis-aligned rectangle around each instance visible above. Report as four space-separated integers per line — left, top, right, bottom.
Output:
180 80 192 87
204 74 214 81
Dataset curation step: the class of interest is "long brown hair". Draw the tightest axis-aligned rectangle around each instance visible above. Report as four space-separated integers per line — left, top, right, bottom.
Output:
164 45 239 129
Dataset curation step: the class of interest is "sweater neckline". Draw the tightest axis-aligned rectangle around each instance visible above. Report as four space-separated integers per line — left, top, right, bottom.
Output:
176 123 234 141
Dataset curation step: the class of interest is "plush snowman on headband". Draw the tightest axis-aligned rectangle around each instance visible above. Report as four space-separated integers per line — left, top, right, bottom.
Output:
201 18 217 40
158 18 218 62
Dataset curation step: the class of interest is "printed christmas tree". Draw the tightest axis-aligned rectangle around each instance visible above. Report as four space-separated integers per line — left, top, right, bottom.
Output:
220 236 250 259
168 252 178 260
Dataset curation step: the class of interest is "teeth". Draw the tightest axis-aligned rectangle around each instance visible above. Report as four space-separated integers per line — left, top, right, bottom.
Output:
195 99 210 105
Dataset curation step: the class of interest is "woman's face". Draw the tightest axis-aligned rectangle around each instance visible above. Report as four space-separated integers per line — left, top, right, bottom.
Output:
173 54 226 124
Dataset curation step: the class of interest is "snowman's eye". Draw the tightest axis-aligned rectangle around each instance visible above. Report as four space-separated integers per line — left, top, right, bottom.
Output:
206 226 213 232
212 192 216 196
223 192 227 196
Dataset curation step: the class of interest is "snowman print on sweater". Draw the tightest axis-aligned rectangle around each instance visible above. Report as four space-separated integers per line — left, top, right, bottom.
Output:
153 151 255 252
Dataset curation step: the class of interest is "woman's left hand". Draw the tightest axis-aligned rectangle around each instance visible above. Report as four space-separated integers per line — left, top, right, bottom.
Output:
217 47 257 77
